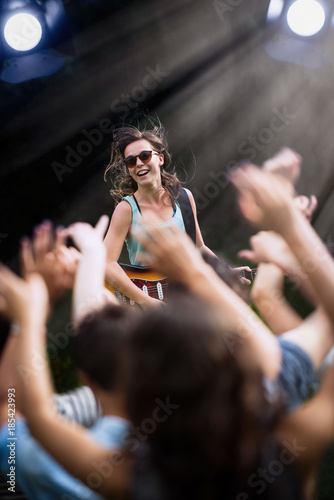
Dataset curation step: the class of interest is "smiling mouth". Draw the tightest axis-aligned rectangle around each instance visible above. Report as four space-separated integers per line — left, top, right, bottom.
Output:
137 170 149 177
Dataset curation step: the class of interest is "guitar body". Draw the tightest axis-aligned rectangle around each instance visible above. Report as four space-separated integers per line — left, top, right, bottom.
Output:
105 264 257 306
105 264 168 305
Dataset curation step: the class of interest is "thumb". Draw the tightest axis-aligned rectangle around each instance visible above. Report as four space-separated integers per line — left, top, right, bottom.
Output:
237 249 256 262
95 215 110 238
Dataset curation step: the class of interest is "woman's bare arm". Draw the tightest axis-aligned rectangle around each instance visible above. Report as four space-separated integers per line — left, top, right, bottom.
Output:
104 201 160 308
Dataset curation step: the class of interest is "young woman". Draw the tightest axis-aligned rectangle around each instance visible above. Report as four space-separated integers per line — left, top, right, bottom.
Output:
103 125 218 308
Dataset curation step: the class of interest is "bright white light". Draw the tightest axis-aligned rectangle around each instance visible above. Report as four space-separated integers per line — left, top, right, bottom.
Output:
4 13 42 51
287 0 325 37
267 0 285 21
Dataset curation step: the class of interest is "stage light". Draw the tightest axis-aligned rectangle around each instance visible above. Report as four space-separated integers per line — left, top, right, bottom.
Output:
265 0 332 68
4 12 42 51
267 0 285 22
0 0 72 83
287 0 326 37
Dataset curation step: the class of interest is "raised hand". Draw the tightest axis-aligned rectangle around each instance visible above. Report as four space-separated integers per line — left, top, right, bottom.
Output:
60 215 109 254
238 231 291 265
20 220 80 304
231 164 296 232
133 223 205 284
262 147 301 188
294 195 318 222
0 264 48 328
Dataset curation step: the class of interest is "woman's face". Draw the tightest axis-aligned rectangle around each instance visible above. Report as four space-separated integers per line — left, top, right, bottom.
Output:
124 139 164 187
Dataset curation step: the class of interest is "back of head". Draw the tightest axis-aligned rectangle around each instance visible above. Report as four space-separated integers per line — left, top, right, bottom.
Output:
73 304 137 392
125 292 280 499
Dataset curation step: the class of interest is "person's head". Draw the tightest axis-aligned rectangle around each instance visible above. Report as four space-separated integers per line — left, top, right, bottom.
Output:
72 304 137 393
105 125 180 202
124 292 282 498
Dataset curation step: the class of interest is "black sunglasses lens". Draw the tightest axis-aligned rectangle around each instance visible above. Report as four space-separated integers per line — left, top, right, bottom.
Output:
125 151 153 168
125 157 136 168
139 151 152 162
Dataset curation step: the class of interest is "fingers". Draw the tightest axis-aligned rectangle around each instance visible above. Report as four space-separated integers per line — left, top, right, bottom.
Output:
136 251 157 267
0 264 24 320
132 224 163 251
294 194 318 222
237 190 263 226
59 216 110 251
20 237 35 277
94 215 110 237
0 296 8 316
307 195 318 220
262 147 301 186
33 220 53 262
54 226 66 250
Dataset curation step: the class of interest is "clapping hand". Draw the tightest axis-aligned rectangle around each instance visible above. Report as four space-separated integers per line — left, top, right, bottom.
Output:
20 220 80 304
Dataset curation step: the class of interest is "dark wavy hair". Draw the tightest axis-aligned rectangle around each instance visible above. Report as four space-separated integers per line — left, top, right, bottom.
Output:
125 293 286 500
104 125 180 203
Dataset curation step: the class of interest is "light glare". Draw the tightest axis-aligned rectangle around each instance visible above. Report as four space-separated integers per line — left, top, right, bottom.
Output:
4 13 42 51
287 0 325 37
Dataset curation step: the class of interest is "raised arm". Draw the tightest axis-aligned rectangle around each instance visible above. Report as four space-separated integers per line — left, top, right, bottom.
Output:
231 164 334 497
238 230 314 334
132 223 282 380
231 165 334 329
60 215 118 325
250 263 303 335
0 265 131 498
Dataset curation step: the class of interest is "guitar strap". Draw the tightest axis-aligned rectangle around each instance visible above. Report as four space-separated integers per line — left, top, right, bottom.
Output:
177 187 196 244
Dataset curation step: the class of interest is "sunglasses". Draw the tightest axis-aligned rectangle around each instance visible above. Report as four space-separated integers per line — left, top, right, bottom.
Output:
124 150 160 168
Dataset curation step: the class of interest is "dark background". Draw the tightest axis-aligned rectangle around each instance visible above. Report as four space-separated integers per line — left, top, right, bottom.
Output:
0 1 333 497
1 0 334 266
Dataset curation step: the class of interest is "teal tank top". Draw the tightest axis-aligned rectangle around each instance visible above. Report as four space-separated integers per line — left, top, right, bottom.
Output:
122 195 186 266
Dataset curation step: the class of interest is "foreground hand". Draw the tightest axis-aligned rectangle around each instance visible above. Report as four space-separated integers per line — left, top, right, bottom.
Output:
60 215 109 253
238 231 290 265
20 220 80 304
0 264 48 327
231 164 296 232
133 223 205 283
262 147 301 188
294 195 318 222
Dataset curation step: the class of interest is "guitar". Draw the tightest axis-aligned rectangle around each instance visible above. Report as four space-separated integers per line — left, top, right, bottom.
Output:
105 264 168 305
240 268 257 281
105 264 257 305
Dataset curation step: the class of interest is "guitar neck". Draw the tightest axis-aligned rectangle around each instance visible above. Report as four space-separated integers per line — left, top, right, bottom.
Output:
240 268 257 281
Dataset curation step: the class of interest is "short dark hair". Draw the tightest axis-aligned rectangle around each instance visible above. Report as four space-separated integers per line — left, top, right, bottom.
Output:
72 304 137 392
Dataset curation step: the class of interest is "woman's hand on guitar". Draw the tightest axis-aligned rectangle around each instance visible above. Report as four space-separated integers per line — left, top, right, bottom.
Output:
133 223 205 284
137 294 165 310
